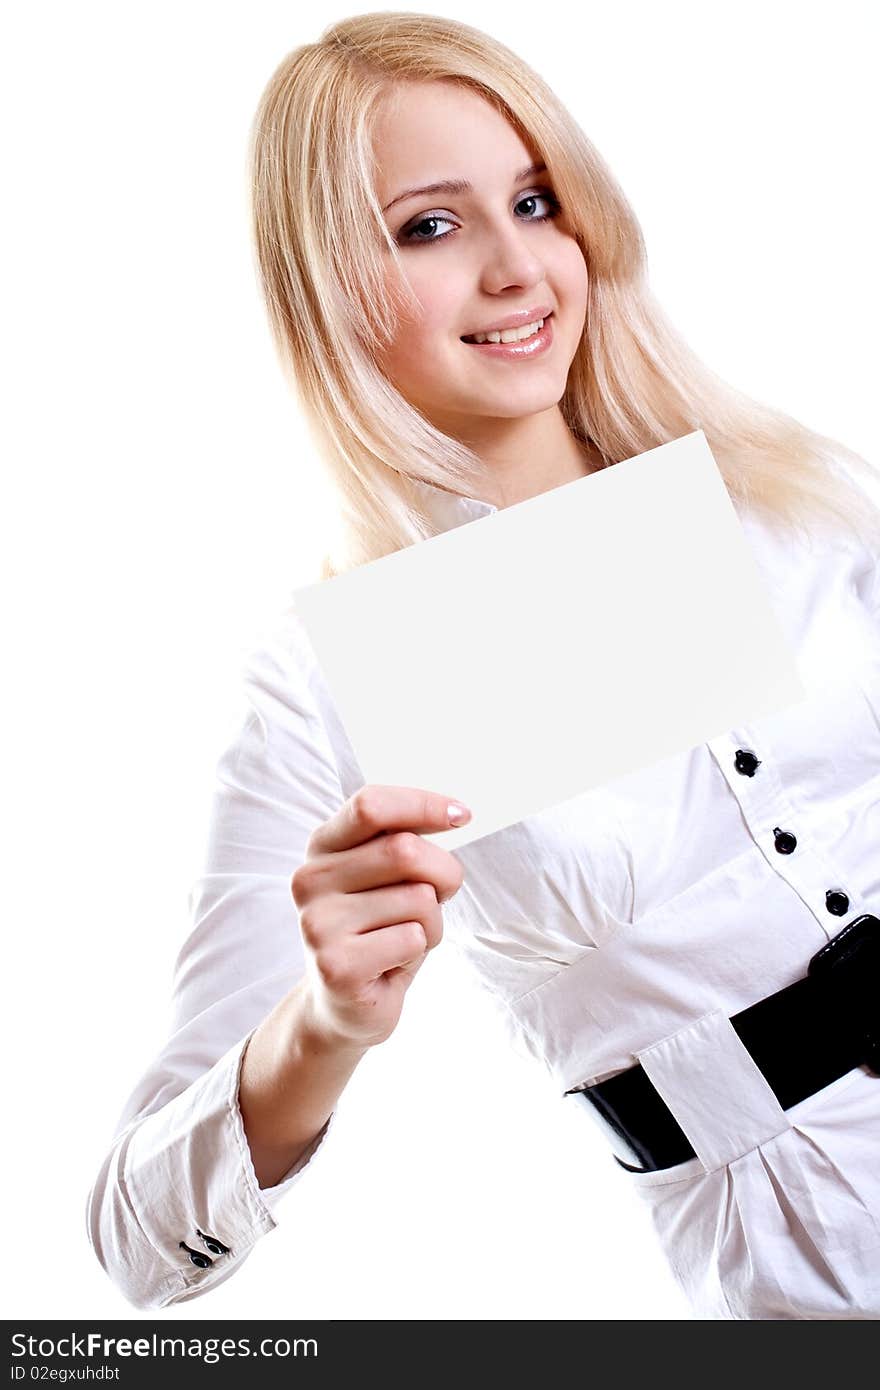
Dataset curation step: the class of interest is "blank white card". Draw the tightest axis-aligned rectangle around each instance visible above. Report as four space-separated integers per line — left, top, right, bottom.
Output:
292 430 806 848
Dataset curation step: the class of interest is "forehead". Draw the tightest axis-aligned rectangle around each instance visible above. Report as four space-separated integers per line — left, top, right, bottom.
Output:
370 80 534 198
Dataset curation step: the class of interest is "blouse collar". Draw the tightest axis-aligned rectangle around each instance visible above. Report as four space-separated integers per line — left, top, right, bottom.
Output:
407 474 499 534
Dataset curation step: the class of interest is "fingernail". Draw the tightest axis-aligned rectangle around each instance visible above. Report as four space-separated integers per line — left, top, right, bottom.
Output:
447 803 471 825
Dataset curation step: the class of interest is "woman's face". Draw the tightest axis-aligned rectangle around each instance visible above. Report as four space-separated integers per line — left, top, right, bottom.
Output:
371 80 588 438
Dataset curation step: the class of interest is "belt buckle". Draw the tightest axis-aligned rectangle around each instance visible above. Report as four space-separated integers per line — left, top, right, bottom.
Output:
808 913 880 1073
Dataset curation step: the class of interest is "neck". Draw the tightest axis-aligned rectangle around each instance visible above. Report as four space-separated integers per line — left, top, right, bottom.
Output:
445 406 606 509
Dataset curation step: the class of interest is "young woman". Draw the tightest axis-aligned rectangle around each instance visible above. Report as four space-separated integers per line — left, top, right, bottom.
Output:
86 13 880 1319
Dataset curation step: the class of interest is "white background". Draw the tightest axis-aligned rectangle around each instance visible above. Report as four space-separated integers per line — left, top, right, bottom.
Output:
4 0 878 1321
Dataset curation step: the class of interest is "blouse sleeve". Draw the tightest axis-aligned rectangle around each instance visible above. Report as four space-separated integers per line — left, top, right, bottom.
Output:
823 451 880 628
870 552 880 625
85 611 348 1309
851 501 880 628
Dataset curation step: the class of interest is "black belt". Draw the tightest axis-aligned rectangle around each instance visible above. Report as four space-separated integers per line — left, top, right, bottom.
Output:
566 913 880 1173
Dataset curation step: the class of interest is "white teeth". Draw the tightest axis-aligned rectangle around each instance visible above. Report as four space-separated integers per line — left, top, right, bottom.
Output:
470 317 544 344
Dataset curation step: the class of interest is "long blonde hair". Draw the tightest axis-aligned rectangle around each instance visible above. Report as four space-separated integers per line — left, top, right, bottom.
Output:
247 11 880 580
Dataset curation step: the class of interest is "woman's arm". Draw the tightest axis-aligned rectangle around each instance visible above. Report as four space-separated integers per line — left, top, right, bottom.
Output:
238 975 368 1190
85 613 352 1309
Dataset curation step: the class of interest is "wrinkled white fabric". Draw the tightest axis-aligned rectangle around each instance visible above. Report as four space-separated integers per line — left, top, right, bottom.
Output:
87 462 880 1318
85 610 347 1309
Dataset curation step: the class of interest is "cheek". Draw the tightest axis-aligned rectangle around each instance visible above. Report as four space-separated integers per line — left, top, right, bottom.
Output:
381 282 461 383
556 241 589 314
403 271 461 345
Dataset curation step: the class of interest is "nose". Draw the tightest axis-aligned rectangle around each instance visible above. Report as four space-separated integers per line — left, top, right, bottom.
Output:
477 215 546 296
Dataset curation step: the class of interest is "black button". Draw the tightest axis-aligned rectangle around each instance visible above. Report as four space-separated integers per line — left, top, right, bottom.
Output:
773 827 797 854
197 1228 231 1257
179 1241 212 1269
825 889 850 916
734 749 761 776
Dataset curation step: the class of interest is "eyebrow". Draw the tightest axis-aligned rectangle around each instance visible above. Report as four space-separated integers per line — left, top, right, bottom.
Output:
382 162 547 214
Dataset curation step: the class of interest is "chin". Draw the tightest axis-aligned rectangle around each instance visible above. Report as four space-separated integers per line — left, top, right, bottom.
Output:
489 386 566 417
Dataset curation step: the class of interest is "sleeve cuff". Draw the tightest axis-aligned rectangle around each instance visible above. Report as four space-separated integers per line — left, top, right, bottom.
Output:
120 1029 335 1299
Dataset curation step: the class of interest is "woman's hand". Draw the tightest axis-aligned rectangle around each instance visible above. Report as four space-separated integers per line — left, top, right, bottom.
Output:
293 786 471 1049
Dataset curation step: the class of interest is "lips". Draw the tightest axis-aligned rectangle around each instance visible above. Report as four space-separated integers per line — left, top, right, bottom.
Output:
460 313 555 360
460 307 555 341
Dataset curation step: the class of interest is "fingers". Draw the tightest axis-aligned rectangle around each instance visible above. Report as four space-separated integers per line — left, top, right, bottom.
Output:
294 829 465 907
308 786 471 856
291 786 469 1032
299 880 443 952
350 920 430 980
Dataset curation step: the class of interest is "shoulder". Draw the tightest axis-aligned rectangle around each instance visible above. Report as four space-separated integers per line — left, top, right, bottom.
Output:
239 601 325 709
734 496 874 594
241 599 365 799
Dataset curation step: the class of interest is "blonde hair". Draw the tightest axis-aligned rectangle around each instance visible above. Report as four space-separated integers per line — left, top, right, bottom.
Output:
247 11 880 580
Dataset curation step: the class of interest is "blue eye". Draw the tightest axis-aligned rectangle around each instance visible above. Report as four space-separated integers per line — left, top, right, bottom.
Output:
399 190 561 246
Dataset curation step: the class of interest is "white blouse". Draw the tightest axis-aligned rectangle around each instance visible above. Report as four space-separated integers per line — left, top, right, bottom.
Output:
86 467 880 1319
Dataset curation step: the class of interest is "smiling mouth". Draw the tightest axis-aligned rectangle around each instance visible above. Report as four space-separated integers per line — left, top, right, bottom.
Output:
461 312 552 344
